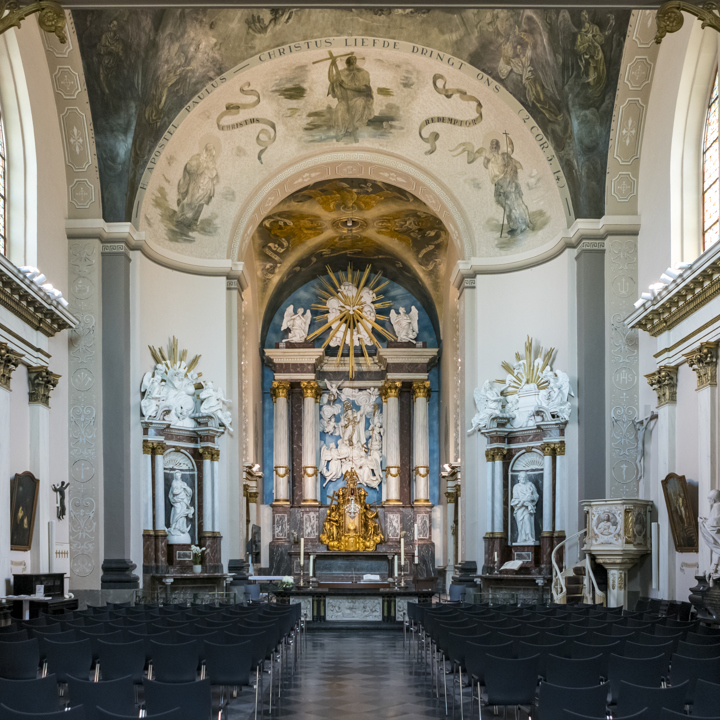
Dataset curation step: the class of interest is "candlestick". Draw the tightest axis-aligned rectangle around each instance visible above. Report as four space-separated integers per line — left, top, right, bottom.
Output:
309 554 314 578
300 537 304 567
400 536 405 566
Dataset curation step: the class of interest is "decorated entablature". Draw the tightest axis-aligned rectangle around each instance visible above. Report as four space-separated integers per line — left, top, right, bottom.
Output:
470 336 574 594
139 337 232 598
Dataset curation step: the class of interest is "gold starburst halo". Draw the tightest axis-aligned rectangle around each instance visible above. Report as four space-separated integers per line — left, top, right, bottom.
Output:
306 263 397 378
495 335 555 396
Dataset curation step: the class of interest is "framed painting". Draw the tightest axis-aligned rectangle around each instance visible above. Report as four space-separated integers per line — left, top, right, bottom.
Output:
10 472 39 551
661 473 698 553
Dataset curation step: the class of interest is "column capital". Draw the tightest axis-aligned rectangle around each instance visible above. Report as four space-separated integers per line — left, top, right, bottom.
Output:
199 447 214 461
684 341 718 390
412 380 431 399
486 447 506 462
247 490 259 504
271 380 291 402
27 366 61 407
445 490 457 504
142 440 154 455
212 448 220 461
541 443 554 456
380 380 402 401
0 342 23 391
151 442 166 456
645 365 678 407
301 380 320 399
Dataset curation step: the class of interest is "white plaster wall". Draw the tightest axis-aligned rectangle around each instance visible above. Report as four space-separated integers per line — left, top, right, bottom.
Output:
135 256 230 573
470 250 579 562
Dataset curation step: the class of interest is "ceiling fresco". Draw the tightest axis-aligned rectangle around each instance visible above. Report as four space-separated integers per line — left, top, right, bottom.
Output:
253 178 448 323
74 7 631 226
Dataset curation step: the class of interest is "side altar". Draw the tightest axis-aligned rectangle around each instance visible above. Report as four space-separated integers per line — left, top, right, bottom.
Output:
264 265 439 608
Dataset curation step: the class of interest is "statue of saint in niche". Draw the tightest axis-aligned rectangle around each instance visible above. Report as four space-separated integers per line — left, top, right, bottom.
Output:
511 471 539 544
167 471 194 544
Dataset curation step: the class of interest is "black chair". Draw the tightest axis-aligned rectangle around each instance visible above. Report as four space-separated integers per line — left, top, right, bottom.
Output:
0 630 29 643
659 711 720 720
694 679 720 717
143 678 212 720
518 640 568 678
607 653 667 703
545 654 603 688
483 654 539 719
148 640 198 683
571 639 620 679
0 706 86 719
97 710 183 720
67 675 135 720
77 630 124 664
204 641 253 714
616 679 688 717
96 640 145 683
0 639 40 679
537 681 609 720
637 631 682 651
563 711 648 720
669 653 720 703
696 625 720 637
624 639 673 664
686 631 720 645
44 638 93 683
676 639 720 658
0 675 61 713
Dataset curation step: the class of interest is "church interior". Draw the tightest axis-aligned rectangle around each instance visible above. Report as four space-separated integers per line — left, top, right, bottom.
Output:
1 0 720 717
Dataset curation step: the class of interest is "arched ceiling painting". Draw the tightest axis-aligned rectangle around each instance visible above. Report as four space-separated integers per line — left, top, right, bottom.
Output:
74 8 631 231
255 178 449 328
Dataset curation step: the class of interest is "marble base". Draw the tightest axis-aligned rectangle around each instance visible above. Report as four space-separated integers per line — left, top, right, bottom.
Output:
201 533 222 574
100 559 139 589
326 596 382 621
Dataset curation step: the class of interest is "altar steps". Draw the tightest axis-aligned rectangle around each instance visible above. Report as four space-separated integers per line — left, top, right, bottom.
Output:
308 620 402 632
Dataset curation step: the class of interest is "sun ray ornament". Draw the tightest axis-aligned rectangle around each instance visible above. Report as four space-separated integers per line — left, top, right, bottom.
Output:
306 263 397 378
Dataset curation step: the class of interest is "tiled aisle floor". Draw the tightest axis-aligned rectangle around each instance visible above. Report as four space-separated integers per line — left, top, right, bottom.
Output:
226 629 497 720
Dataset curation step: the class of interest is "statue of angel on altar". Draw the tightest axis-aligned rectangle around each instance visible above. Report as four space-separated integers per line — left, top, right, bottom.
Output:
469 380 505 433
390 306 418 342
281 305 312 343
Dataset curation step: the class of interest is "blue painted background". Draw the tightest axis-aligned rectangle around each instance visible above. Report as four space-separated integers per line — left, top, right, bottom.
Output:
263 275 439 506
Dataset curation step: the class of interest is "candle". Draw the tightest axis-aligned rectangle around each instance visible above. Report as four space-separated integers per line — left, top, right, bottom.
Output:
400 537 405 566
300 538 304 567
394 555 398 577
309 554 314 578
414 523 418 541
494 551 498 563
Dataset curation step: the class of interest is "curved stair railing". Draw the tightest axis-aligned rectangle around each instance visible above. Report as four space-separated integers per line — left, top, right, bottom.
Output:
552 529 584 603
584 553 607 606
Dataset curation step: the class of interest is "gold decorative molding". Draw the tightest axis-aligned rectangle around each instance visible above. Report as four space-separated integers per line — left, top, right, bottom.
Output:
384 465 401 477
274 465 290 478
0 342 22 391
270 380 291 402
656 2 720 44
684 341 718 389
413 466 430 477
645 365 678 406
0 1 66 44
301 380 320 399
302 466 318 477
412 380 431 400
27 366 60 407
380 380 402 401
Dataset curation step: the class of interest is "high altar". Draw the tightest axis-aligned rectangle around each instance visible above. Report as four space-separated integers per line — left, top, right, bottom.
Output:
265 265 439 621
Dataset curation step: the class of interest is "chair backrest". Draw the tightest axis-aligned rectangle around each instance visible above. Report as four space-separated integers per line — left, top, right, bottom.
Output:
0 674 61 713
676 639 720 658
687 631 720 645
143 678 211 720
616 679 688 717
97 709 183 720
545 653 603 688
537 682 609 720
608 653 667 703
204 641 252 687
67 675 136 720
694 679 720 717
0 704 87 719
659 711 720 720
483 654 540 706
669 653 720 703
0 638 40 680
0 630 29 642
563 711 648 720
97 639 146 683
149 640 198 684
44 638 93 683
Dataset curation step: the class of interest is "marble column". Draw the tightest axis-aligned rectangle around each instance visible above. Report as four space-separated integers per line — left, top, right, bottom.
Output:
301 381 321 505
381 381 402 505
152 442 167 569
685 343 718 573
541 444 554 532
0 344 21 584
199 447 214 533
646 365 678 600
485 449 494 537
445 480 457 589
28 367 60 574
271 381 291 505
554 442 566 534
142 440 155 570
412 381 431 505
211 448 221 532
493 448 506 533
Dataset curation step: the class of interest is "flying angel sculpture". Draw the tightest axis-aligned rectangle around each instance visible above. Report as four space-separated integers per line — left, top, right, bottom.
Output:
389 306 419 342
281 305 312 343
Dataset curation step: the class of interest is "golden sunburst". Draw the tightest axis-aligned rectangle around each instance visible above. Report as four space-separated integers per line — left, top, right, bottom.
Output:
496 335 555 395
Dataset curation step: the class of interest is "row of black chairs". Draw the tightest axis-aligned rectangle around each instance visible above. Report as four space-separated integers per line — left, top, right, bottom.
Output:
406 600 720 719
0 599 303 720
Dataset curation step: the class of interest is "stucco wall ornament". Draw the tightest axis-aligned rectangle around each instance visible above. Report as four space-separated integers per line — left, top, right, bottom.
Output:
141 336 232 431
655 2 720 44
469 336 573 432
0 1 66 43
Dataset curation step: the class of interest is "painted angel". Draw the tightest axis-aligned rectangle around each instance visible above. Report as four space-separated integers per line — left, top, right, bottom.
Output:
389 306 418 342
281 305 312 343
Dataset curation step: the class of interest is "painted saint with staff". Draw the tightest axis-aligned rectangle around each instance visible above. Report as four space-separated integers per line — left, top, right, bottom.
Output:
316 51 374 143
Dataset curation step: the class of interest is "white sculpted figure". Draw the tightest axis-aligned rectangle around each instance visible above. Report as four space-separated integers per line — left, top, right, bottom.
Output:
167 471 194 544
199 380 233 430
511 472 539 544
538 368 573 421
699 490 720 581
390 306 419 342
281 305 312 343
141 366 168 418
469 380 505 432
320 440 343 486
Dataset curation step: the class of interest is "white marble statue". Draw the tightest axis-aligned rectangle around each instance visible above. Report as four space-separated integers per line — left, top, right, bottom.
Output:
281 305 312 343
469 380 504 432
511 472 539 544
167 471 194 544
320 440 344 485
390 306 419 342
199 380 233 430
538 367 573 422
699 490 720 581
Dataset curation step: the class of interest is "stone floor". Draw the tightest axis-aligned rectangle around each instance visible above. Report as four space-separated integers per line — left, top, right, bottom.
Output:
225 628 501 719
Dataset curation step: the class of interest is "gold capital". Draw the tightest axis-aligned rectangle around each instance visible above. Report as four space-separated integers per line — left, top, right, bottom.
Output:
142 440 154 455
247 491 259 503
28 366 61 407
645 365 678 407
380 380 402 401
445 490 456 504
199 447 214 461
0 343 23 391
301 380 320 399
271 380 291 402
151 442 166 456
542 443 554 457
554 442 565 457
412 380 431 400
684 341 718 390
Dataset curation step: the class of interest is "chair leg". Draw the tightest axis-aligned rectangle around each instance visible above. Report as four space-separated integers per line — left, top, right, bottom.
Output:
459 666 464 720
477 681 481 720
442 655 448 716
